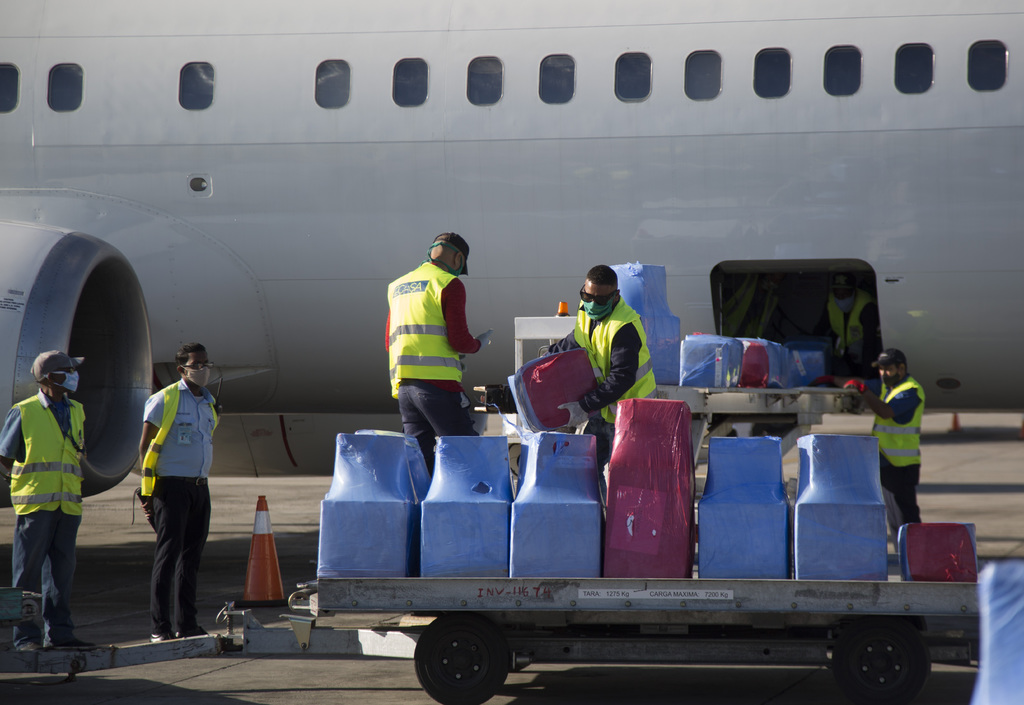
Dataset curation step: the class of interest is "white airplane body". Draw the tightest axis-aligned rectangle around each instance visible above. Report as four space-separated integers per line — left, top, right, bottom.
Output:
1 0 1022 497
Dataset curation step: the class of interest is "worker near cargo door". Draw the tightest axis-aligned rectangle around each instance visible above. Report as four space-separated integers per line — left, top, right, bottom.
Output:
138 342 219 643
721 272 785 340
387 233 493 475
550 265 657 500
814 272 881 377
0 351 92 650
817 348 925 541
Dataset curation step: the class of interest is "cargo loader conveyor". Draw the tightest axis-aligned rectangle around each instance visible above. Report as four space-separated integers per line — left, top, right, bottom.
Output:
247 576 979 705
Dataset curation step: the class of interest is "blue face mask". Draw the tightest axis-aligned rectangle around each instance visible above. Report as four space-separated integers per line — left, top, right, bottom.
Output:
582 298 616 320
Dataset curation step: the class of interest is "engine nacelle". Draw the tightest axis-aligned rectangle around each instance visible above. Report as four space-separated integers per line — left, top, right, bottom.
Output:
1 221 151 507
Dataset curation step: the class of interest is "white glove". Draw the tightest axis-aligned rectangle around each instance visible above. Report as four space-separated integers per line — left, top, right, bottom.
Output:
558 401 589 428
476 329 494 347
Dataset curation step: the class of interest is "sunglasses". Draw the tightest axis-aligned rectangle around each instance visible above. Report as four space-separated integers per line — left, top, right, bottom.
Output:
579 287 618 306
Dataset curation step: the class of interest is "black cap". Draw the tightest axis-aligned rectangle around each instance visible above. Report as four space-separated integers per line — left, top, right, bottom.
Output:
433 232 469 275
831 272 856 289
872 348 907 368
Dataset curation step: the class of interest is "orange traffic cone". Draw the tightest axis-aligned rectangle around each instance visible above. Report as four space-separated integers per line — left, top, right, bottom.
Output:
236 495 286 607
950 413 962 432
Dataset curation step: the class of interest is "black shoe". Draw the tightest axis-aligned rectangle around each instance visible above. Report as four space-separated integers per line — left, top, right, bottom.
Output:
16 642 43 652
49 637 95 649
175 626 209 638
150 632 176 643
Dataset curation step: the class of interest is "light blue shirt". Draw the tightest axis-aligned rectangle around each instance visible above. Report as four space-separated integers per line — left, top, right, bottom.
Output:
143 379 216 478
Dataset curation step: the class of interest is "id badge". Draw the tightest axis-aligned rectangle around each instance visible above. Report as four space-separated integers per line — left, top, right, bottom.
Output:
177 423 193 445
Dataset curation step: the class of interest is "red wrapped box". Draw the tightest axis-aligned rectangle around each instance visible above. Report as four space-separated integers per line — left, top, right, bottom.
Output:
511 349 598 431
898 522 978 582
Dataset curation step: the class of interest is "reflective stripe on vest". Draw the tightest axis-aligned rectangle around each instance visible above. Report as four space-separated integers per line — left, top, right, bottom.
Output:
827 290 874 361
141 383 219 497
10 396 85 515
387 262 461 398
722 274 778 338
573 300 657 423
871 376 925 467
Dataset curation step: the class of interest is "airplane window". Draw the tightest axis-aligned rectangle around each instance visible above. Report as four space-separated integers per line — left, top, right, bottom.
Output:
468 57 503 106
968 40 1007 91
616 52 651 102
316 60 351 108
824 46 861 96
754 48 790 98
179 62 214 110
685 51 721 100
394 58 428 107
895 44 933 94
540 54 575 104
0 64 18 113
48 63 83 112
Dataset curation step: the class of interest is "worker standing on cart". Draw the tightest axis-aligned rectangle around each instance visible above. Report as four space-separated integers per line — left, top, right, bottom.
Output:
549 265 656 501
818 348 925 540
387 233 493 474
0 350 92 650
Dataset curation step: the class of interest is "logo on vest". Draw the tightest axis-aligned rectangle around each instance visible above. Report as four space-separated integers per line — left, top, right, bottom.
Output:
392 280 428 298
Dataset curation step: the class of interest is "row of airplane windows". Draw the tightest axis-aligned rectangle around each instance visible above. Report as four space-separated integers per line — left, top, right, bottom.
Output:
0 40 1008 114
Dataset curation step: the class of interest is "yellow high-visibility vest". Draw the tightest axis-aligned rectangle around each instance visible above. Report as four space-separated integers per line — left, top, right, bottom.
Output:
827 289 875 362
872 376 925 467
387 262 462 398
722 274 778 338
10 396 85 515
140 383 219 496
573 301 656 423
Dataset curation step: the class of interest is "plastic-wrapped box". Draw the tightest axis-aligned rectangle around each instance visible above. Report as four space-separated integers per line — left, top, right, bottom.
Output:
794 434 887 580
510 432 602 577
611 262 681 385
898 523 977 582
604 399 694 578
318 433 419 578
785 338 831 387
971 561 1024 705
680 334 742 387
420 436 513 577
698 437 789 579
510 349 597 432
739 338 786 388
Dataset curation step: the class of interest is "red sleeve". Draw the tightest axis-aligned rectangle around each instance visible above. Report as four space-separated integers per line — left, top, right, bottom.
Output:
441 279 482 354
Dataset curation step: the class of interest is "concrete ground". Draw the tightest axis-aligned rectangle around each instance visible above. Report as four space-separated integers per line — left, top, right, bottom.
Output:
2 412 1021 705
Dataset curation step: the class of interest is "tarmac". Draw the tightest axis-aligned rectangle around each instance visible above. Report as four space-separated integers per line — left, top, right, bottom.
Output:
2 412 1022 705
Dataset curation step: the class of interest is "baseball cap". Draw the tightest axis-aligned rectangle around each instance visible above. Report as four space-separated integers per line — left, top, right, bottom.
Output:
831 272 856 289
433 232 469 275
872 348 907 368
31 350 84 381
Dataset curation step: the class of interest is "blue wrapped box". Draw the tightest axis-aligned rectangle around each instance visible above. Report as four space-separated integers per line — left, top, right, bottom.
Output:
794 434 887 580
612 263 681 385
318 433 419 578
680 334 742 387
972 561 1024 705
785 338 831 386
510 433 602 577
420 436 514 577
698 437 789 579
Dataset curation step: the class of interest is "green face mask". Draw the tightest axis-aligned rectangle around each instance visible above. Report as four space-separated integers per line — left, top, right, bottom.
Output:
583 298 616 320
425 242 464 276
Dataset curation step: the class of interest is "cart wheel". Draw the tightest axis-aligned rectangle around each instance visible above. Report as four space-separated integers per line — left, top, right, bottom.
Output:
832 617 931 705
414 613 509 705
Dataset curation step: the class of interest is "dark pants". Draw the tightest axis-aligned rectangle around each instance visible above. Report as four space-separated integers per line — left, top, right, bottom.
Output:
583 416 616 506
398 380 478 475
880 463 921 539
151 478 211 635
12 509 81 647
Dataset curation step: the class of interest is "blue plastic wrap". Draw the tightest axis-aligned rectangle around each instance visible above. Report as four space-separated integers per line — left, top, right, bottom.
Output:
739 338 786 388
785 338 831 386
898 523 977 582
509 349 598 432
318 433 419 578
698 437 789 579
611 263 681 385
794 434 887 581
971 560 1024 705
420 436 514 577
680 334 742 387
510 432 602 577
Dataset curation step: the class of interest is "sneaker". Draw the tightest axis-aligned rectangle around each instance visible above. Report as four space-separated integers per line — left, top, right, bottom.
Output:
150 632 176 643
48 637 95 649
16 642 43 652
175 626 209 638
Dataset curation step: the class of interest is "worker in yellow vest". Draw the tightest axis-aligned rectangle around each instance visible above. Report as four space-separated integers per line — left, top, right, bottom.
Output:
814 272 882 377
138 342 218 643
387 233 493 474
549 265 657 502
0 350 92 651
721 272 785 339
820 348 925 540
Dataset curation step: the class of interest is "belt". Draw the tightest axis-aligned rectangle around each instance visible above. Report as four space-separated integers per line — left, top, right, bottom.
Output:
158 476 208 486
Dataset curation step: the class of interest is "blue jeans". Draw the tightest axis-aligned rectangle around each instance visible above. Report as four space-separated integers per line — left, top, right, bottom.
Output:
12 509 81 647
398 380 478 475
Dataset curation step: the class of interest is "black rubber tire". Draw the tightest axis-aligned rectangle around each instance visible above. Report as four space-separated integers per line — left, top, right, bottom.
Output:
832 617 931 705
414 613 510 705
